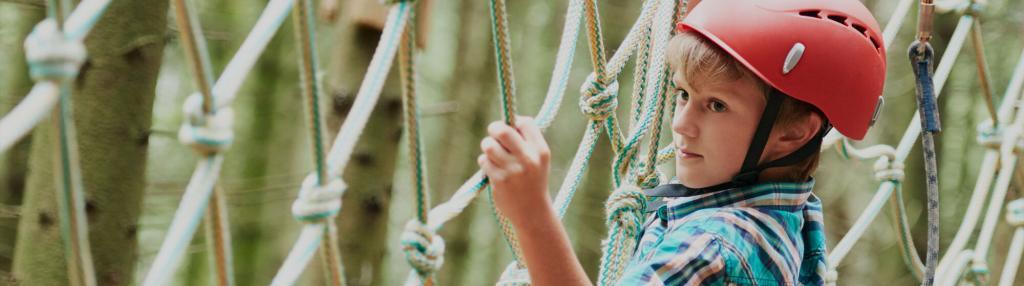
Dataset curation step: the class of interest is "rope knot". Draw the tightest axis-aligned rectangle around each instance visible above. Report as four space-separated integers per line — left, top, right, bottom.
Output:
605 185 647 237
24 19 86 82
637 171 662 189
291 173 346 222
400 220 445 276
976 121 1003 150
496 263 531 286
1007 199 1024 227
178 93 234 155
579 73 619 121
873 156 905 182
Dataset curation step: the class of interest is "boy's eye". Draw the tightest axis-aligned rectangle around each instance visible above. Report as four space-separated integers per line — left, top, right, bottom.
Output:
709 100 727 112
677 90 689 102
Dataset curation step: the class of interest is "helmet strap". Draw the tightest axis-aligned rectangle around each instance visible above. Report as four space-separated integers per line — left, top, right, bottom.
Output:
731 88 830 186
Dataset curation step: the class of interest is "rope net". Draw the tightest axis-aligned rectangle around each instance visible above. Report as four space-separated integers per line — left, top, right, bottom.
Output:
1 0 1023 285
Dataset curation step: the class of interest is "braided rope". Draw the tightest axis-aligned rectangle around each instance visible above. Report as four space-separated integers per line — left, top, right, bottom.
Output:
396 10 443 283
18 1 113 285
144 1 294 285
275 0 347 284
486 0 529 269
598 185 646 285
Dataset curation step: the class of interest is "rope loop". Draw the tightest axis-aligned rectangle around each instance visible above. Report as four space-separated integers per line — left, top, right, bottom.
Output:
873 156 905 182
976 120 1002 150
178 93 234 155
605 185 646 238
1007 199 1024 227
291 173 346 223
496 263 531 286
24 19 86 82
400 219 445 276
579 72 620 121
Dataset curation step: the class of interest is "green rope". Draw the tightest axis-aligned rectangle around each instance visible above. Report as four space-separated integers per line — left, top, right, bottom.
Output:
44 0 96 284
487 0 528 269
292 0 345 283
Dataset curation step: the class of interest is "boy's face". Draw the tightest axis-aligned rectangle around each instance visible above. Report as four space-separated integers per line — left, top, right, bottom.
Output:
671 72 766 188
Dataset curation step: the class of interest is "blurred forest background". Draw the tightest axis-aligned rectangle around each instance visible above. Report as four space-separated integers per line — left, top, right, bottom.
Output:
1 0 1024 284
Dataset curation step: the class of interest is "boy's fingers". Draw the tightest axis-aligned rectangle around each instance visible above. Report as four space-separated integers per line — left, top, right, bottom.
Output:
477 154 505 181
481 137 514 167
516 117 546 148
487 121 527 156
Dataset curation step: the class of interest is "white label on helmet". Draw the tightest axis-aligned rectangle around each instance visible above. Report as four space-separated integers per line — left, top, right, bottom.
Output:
870 96 884 127
783 43 805 75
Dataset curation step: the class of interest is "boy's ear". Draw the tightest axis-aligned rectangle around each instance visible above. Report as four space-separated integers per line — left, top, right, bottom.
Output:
773 113 824 154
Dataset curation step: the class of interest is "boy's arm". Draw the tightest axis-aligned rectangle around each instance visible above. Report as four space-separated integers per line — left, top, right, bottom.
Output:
478 117 591 286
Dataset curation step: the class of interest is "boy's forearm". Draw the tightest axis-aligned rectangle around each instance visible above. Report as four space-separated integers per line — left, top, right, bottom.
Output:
512 199 592 286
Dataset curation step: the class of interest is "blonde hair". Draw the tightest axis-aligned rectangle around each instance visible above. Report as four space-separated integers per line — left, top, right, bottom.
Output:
667 31 823 182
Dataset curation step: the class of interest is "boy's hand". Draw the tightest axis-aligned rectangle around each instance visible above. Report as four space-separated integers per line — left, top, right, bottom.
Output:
478 116 551 222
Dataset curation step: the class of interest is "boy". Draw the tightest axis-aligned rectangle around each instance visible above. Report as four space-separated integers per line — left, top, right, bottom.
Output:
477 0 886 284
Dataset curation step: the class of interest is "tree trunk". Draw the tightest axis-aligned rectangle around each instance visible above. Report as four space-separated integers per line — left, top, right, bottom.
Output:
0 1 45 274
323 13 405 286
11 0 169 284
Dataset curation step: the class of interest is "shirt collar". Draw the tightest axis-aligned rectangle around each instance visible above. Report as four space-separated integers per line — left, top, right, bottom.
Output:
648 179 816 221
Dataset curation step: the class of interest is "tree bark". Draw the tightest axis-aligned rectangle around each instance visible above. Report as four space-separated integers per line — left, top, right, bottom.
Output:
0 2 44 273
11 0 169 284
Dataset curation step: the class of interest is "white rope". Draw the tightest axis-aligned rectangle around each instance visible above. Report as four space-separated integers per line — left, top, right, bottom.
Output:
290 174 346 222
998 227 1024 286
936 47 1024 275
400 220 445 278
177 93 235 156
873 156 905 182
827 11 973 271
24 19 86 82
0 83 60 153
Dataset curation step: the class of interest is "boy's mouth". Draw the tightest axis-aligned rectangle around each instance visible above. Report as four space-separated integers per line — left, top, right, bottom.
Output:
676 145 703 159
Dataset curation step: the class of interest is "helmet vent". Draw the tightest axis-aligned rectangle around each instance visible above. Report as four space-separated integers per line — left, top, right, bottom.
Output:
851 23 868 35
869 36 881 50
826 14 848 25
799 10 821 18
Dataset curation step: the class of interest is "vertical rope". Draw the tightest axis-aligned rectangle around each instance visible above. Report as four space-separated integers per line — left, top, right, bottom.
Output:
909 39 940 286
39 0 97 285
487 0 529 269
292 0 345 284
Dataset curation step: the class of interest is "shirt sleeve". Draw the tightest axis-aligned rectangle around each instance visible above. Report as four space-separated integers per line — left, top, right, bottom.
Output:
617 232 728 285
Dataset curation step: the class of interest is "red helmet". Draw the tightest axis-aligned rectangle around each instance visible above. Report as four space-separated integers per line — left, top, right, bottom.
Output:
678 0 886 140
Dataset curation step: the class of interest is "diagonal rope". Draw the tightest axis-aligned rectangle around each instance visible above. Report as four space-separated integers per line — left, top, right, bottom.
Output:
144 0 295 284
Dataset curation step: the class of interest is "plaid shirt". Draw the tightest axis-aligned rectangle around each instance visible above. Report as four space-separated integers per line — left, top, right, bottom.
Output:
618 180 828 285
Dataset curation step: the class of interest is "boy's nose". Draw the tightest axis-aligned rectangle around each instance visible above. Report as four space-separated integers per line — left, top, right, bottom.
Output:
672 103 699 138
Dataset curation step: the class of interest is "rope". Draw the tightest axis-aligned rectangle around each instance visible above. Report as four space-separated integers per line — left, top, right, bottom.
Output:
1009 199 1024 227
24 19 86 82
290 175 346 222
396 8 442 284
277 0 347 283
598 185 647 286
873 156 906 182
178 93 235 156
23 1 112 285
400 220 445 277
909 38 941 286
486 0 529 269
144 0 294 284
